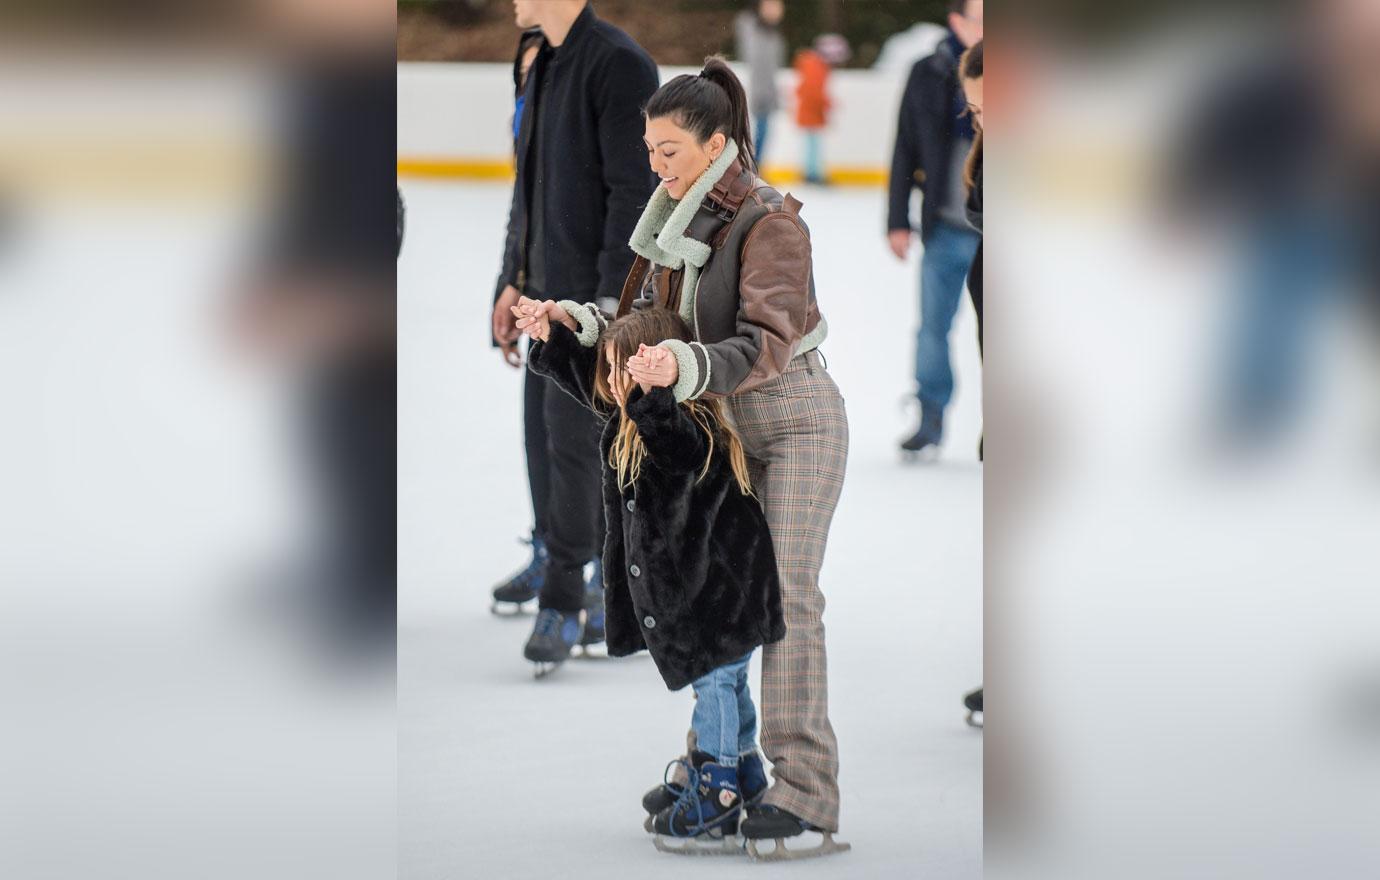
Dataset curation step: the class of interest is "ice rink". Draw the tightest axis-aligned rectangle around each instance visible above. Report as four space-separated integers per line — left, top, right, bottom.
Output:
397 179 983 878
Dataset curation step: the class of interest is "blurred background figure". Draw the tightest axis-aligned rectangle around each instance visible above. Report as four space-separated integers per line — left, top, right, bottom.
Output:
887 0 983 456
735 0 786 167
237 20 397 657
1167 0 1377 451
793 32 849 185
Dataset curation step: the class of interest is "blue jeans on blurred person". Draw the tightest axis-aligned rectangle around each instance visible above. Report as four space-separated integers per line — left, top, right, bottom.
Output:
690 653 757 767
916 220 982 410
754 114 771 165
802 130 823 183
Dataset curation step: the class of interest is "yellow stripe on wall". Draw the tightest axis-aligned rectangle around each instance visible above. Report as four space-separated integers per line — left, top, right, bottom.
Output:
397 157 886 187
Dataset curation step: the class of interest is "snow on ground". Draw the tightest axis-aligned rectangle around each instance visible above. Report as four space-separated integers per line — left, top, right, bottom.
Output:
397 179 983 879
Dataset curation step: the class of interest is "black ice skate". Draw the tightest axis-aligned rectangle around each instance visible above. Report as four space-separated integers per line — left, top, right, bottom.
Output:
522 608 582 678
643 750 767 833
900 404 944 460
490 532 547 614
651 754 745 856
964 686 983 728
741 806 851 862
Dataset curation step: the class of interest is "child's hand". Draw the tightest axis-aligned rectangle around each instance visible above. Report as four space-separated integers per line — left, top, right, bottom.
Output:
626 343 678 389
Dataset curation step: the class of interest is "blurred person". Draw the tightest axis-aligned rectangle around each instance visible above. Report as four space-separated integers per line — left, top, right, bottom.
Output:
959 40 984 722
792 34 849 185
489 0 658 672
517 305 784 853
735 0 786 165
887 0 983 456
238 36 397 654
517 57 851 860
1167 0 1379 447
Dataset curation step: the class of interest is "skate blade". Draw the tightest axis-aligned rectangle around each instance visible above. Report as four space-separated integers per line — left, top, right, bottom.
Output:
746 832 851 862
531 661 565 679
966 711 983 729
900 447 940 464
490 601 536 616
652 834 744 856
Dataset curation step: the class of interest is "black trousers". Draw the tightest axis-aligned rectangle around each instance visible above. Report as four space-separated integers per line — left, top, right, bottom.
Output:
522 359 604 613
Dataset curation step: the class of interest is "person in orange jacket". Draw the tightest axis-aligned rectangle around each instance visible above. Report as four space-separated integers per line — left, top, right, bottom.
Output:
793 34 848 184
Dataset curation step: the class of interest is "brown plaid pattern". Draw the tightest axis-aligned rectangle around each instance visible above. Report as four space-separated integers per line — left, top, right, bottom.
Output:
727 349 849 832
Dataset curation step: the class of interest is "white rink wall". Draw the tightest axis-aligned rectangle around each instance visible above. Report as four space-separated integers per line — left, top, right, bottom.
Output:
397 61 911 178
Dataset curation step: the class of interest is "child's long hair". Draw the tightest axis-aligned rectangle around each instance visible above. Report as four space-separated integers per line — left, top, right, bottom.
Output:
592 309 754 496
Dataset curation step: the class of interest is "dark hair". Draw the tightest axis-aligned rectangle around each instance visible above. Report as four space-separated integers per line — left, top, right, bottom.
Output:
512 28 543 95
643 56 756 173
960 41 983 191
948 0 970 16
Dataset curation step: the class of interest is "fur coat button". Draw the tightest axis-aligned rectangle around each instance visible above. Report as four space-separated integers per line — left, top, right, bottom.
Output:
629 564 641 577
643 615 656 629
626 499 635 512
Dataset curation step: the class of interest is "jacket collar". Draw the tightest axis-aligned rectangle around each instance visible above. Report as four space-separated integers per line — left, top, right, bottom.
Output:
628 138 741 270
548 3 596 63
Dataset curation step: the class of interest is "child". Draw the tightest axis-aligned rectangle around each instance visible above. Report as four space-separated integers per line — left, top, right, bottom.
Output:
517 301 786 851
793 33 850 184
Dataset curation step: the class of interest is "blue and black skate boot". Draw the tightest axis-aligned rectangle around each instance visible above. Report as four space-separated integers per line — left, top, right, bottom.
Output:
651 752 744 855
578 556 605 649
523 607 582 678
644 749 768 831
491 532 547 615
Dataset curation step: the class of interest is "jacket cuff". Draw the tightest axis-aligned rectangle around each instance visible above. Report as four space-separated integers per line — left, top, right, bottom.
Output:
658 339 711 402
623 384 675 422
557 300 605 348
528 320 578 374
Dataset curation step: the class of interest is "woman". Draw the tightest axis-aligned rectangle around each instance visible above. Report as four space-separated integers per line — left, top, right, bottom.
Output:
514 57 850 861
959 40 984 720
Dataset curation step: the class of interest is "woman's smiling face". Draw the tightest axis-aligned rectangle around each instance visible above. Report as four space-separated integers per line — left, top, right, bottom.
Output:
643 116 726 201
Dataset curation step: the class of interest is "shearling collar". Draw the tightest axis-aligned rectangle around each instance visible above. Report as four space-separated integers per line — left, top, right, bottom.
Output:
628 139 741 270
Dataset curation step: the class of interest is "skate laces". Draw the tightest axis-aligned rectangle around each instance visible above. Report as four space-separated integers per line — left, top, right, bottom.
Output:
668 758 711 836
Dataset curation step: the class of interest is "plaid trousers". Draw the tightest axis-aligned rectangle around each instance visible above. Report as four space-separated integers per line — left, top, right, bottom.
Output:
728 349 849 832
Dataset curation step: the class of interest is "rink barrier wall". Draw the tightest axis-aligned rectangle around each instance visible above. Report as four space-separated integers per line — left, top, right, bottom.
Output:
397 61 907 187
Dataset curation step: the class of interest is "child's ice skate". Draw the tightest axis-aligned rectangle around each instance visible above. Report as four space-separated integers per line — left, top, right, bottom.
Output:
741 806 851 862
490 532 546 614
522 607 582 678
643 749 767 832
650 754 745 856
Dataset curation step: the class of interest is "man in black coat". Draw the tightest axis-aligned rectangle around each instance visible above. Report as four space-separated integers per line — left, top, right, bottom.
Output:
489 0 659 665
887 0 983 455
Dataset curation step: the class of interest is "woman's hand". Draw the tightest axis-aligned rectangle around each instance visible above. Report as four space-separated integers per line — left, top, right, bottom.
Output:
511 296 574 342
626 343 678 390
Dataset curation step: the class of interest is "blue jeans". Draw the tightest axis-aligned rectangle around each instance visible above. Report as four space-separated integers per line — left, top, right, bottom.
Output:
753 114 771 165
802 130 823 181
690 653 757 767
916 220 981 409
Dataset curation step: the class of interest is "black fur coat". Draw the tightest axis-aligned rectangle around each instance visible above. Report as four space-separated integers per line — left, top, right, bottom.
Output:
528 323 785 690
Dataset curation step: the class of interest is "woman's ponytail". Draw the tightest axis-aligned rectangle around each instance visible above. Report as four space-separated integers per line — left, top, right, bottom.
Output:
643 55 757 173
698 57 756 172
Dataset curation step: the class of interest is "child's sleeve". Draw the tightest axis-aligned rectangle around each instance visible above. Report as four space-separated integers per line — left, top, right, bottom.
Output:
527 321 602 410
622 386 709 475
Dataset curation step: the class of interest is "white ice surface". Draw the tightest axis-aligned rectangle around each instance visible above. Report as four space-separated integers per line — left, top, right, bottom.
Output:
397 180 982 879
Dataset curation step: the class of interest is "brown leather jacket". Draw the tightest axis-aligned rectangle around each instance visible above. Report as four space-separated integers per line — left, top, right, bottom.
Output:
614 157 827 399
